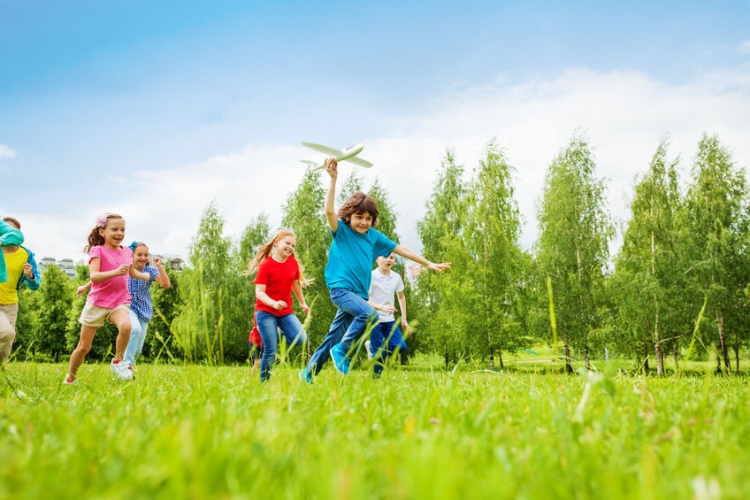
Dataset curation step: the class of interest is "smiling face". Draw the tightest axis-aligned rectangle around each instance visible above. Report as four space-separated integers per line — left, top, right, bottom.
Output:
132 245 149 270
99 219 126 249
350 212 373 234
377 253 396 272
274 235 297 260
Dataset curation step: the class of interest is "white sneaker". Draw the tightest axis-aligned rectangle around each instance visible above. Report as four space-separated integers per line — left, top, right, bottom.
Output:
365 340 373 359
111 360 133 380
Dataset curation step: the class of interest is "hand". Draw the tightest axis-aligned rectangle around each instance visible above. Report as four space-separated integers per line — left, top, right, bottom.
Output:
23 263 34 278
427 262 451 272
76 285 88 296
274 300 288 310
301 304 310 314
153 256 162 266
115 264 130 276
382 305 396 314
324 157 338 179
402 320 413 336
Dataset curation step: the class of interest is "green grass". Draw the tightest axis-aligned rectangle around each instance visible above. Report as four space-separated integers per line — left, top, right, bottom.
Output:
1 361 749 499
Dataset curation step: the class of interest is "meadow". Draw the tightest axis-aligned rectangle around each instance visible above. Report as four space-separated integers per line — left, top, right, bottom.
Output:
1 358 748 500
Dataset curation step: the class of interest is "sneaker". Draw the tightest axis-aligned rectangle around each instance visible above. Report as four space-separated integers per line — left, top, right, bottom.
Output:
127 363 135 380
330 343 350 375
299 368 313 384
365 340 373 359
111 359 133 381
63 374 78 385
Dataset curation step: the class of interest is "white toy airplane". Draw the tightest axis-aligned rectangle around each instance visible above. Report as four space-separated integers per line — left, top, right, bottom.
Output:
300 142 373 171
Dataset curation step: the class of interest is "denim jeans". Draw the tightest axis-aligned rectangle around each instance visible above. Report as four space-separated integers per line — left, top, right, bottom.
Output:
123 309 149 365
305 288 378 375
255 311 307 382
370 321 407 375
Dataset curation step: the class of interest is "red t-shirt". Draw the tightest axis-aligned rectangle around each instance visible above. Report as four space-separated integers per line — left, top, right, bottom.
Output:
254 255 300 316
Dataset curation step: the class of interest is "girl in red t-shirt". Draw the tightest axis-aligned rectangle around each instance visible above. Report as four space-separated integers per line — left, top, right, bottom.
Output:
244 230 310 382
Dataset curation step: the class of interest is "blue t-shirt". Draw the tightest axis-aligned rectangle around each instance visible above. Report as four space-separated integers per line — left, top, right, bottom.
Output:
128 265 160 322
324 220 397 299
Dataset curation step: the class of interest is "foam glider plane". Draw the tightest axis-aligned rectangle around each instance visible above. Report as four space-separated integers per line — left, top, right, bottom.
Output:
300 142 373 171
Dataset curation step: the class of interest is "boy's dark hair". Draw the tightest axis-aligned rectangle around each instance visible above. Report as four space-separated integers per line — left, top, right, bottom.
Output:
2 216 21 230
337 191 379 226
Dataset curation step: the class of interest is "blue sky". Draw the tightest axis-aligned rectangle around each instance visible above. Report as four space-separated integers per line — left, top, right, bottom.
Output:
2 1 750 260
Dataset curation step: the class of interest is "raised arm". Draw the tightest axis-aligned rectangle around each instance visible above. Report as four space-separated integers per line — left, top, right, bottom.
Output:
0 219 23 247
324 157 339 234
392 245 451 272
90 258 129 282
128 265 150 281
153 257 171 289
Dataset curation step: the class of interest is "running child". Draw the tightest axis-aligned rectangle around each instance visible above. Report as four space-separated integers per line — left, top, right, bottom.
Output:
65 214 150 384
300 157 450 381
80 241 172 374
245 230 310 382
0 217 40 366
248 314 262 371
365 252 411 377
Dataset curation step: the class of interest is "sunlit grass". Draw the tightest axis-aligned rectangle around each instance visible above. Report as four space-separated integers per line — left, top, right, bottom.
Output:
1 361 749 499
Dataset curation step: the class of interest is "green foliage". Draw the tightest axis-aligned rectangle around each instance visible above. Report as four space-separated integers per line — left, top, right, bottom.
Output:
535 133 613 370
32 265 73 361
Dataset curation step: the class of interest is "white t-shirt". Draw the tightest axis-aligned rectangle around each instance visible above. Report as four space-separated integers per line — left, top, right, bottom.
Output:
369 268 404 322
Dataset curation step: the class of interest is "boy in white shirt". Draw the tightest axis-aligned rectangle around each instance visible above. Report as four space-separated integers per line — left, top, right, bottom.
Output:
366 252 411 376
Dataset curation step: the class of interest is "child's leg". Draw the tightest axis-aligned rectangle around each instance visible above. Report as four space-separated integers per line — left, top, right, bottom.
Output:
256 311 280 382
331 289 379 355
68 326 98 378
306 308 353 375
109 308 132 361
0 304 18 365
123 309 143 365
277 313 307 348
386 325 407 355
370 322 388 376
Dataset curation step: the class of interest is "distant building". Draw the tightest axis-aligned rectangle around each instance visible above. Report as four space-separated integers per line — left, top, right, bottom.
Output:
38 257 81 280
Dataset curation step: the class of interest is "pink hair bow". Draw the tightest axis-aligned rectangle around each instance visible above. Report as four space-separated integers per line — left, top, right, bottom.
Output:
95 214 108 228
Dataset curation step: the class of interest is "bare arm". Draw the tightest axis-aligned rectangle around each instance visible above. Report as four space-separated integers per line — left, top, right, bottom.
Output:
396 290 411 333
255 284 287 311
76 281 92 296
129 265 151 281
89 258 130 282
392 245 451 272
292 280 310 314
153 257 171 289
324 157 339 233
367 299 396 315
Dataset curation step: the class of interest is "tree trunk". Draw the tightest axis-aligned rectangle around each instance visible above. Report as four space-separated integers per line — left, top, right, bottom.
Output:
673 343 678 371
643 344 649 372
444 350 450 370
716 313 731 373
654 340 664 377
584 345 590 371
734 330 740 373
498 348 504 369
489 346 495 369
564 334 573 373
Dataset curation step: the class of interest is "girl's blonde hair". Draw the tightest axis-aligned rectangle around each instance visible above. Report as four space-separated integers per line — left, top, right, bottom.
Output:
243 229 311 287
84 213 124 253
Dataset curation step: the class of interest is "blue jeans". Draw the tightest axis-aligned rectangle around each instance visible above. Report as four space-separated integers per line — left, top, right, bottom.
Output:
305 288 379 375
124 309 149 365
256 310 307 382
370 321 407 375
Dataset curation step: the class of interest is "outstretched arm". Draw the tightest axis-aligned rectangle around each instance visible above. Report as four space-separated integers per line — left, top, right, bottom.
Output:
77 281 92 296
324 157 339 234
392 245 451 272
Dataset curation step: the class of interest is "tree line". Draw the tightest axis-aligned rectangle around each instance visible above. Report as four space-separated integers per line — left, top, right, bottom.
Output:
13 132 750 375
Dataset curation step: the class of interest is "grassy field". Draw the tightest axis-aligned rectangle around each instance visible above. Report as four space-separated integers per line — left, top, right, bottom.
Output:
1 359 748 499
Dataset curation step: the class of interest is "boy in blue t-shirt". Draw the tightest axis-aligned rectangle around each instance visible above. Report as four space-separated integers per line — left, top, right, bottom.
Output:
300 157 450 381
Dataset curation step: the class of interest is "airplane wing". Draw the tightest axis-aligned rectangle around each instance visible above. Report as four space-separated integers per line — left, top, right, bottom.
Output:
301 142 342 156
299 160 325 171
345 156 373 168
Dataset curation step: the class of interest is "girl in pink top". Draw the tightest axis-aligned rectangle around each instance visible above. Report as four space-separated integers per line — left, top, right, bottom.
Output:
65 214 149 384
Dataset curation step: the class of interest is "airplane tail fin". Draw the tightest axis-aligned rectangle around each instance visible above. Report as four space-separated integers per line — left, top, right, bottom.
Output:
299 160 325 171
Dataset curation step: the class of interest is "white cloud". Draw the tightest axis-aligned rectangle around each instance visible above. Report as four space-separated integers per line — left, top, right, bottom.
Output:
13 67 750 263
0 145 18 160
738 40 750 55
